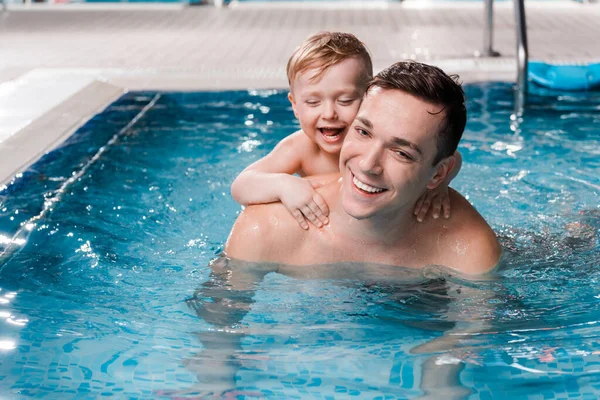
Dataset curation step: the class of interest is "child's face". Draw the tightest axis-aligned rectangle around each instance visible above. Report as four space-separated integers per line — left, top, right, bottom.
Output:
288 57 367 155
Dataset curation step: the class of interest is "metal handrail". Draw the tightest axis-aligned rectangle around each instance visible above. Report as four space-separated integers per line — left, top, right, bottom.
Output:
483 0 500 57
513 0 529 116
483 0 528 114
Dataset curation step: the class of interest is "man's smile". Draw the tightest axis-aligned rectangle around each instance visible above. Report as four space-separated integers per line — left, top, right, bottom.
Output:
351 172 387 195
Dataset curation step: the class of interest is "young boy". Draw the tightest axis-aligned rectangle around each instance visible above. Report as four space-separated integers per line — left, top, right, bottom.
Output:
231 31 460 230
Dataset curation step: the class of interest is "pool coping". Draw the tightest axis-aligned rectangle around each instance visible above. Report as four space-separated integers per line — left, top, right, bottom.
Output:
0 80 124 186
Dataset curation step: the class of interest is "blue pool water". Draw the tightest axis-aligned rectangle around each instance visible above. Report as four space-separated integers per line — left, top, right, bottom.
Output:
0 83 598 399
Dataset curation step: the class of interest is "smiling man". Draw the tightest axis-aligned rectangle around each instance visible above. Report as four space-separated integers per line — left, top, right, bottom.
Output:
226 61 501 276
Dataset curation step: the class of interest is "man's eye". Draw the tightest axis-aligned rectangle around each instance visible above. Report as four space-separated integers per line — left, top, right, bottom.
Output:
355 127 369 137
396 150 413 160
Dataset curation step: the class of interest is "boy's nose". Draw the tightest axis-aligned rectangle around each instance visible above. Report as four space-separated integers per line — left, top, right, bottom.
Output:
322 102 338 120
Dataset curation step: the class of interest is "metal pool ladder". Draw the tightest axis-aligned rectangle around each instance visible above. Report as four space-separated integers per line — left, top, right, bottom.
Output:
483 0 529 115
513 0 529 116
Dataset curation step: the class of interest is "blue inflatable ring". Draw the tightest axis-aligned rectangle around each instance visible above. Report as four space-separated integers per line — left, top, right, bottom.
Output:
529 61 600 91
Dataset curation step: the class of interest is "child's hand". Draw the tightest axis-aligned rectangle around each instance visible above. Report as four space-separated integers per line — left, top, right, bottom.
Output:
280 177 330 230
414 185 451 222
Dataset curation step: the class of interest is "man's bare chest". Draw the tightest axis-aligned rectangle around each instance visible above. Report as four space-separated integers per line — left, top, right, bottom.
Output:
291 230 427 268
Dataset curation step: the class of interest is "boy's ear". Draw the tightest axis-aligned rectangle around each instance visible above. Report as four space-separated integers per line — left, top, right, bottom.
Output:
427 155 456 189
288 92 299 119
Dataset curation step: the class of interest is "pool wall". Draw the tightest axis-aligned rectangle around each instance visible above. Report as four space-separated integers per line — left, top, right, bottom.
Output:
0 77 123 187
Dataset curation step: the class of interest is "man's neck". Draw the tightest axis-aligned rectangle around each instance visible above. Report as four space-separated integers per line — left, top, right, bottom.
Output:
328 195 418 249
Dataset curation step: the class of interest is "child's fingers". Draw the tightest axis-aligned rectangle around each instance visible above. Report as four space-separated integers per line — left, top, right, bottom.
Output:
307 201 328 226
414 195 425 216
416 198 431 222
312 193 330 218
301 205 323 228
431 197 442 219
309 180 323 189
291 209 309 230
442 195 451 219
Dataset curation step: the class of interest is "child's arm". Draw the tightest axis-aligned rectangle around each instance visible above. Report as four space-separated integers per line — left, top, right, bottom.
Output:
414 150 463 222
231 133 329 230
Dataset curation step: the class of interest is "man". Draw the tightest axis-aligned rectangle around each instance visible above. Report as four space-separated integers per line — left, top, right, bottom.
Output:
226 61 501 275
175 61 502 399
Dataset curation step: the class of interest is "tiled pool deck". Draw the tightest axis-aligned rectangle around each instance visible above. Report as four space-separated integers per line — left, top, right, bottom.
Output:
0 0 599 183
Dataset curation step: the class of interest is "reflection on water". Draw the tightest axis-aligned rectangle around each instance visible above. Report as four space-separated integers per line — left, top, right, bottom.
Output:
0 288 25 355
0 84 597 398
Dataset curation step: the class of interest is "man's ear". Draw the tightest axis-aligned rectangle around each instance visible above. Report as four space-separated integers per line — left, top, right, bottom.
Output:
288 92 299 119
427 155 456 189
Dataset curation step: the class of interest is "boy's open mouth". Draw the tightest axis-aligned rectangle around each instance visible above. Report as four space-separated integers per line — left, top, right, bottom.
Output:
318 127 344 142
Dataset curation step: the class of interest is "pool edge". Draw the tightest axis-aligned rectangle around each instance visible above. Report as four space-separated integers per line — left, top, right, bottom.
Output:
0 80 125 186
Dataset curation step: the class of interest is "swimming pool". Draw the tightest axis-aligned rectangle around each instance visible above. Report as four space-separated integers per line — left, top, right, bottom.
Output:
0 83 598 399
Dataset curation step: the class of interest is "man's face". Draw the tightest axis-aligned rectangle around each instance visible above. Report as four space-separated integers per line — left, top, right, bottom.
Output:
288 57 366 154
339 87 450 220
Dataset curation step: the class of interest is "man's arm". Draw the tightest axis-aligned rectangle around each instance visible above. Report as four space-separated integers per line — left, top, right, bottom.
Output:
441 189 502 276
230 132 329 229
224 201 302 263
180 203 299 395
184 257 276 396
412 276 499 399
225 204 278 262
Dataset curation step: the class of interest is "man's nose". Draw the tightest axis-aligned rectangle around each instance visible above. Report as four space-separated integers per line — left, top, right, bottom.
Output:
322 101 338 120
359 146 383 175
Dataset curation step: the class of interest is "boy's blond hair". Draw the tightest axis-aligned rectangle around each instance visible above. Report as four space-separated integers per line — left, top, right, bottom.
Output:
286 31 373 89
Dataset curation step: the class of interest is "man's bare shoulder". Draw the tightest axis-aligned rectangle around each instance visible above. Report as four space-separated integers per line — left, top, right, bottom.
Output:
432 189 501 276
224 202 304 262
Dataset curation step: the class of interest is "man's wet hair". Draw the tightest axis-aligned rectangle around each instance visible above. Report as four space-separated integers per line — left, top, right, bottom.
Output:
286 31 373 90
367 61 467 165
